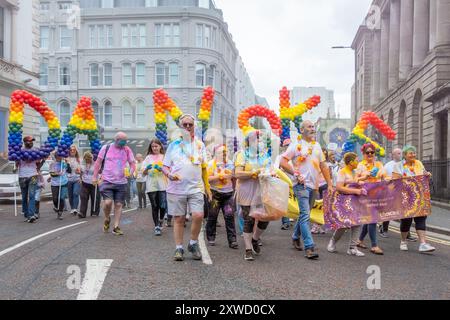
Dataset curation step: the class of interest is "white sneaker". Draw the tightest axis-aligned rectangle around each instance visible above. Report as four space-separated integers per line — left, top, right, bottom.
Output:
327 239 336 253
419 243 435 253
400 241 408 251
347 248 365 257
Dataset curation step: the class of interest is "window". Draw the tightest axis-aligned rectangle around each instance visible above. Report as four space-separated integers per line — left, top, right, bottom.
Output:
199 0 210 8
145 0 157 6
196 24 203 47
131 25 138 47
205 26 211 48
139 24 146 47
0 7 3 58
101 0 114 8
164 24 172 47
212 27 217 49
60 26 72 49
155 24 162 47
136 63 146 86
122 63 132 86
107 25 113 47
58 2 72 10
59 101 71 127
207 65 215 87
104 101 113 127
40 27 49 49
90 64 99 87
122 101 134 128
121 25 129 47
136 100 146 127
59 63 71 86
89 26 96 48
173 24 180 46
104 63 112 86
98 25 105 48
40 2 50 11
169 63 179 86
196 64 206 87
155 63 165 87
92 101 104 127
39 63 48 86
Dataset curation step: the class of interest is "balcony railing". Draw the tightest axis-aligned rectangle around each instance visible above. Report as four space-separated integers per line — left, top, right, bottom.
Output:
423 159 450 201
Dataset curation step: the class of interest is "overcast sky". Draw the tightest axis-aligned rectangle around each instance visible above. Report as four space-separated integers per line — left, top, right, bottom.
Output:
214 0 372 119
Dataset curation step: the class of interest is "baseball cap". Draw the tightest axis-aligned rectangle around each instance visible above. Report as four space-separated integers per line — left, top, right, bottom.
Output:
23 136 35 142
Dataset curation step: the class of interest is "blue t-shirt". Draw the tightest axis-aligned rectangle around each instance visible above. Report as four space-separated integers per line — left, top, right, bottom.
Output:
49 161 69 186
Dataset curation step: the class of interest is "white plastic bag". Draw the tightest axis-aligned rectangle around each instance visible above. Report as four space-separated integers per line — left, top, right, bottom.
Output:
250 175 289 222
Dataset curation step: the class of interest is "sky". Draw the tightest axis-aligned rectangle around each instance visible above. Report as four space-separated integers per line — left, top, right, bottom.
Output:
214 0 372 119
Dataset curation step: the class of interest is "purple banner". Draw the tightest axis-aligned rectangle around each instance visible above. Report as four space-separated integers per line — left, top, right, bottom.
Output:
324 175 431 230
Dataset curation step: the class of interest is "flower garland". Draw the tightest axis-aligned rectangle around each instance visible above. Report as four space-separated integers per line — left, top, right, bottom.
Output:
402 160 416 177
175 138 204 165
153 89 184 147
8 90 61 161
57 97 102 160
295 140 316 165
197 86 215 141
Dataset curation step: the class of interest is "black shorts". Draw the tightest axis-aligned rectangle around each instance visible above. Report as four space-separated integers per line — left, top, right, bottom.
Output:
99 182 127 204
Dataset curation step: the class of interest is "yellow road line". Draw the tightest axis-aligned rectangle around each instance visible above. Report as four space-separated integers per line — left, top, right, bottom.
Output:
388 226 450 246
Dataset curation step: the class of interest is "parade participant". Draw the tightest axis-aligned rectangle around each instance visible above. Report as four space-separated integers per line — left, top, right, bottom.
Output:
93 132 136 236
235 130 272 261
205 144 238 249
66 145 82 216
135 154 147 210
356 143 385 255
78 151 100 218
14 136 44 223
124 165 133 209
280 121 333 260
274 139 292 231
392 145 435 253
143 139 168 236
49 154 70 220
327 152 367 257
162 115 212 261
34 168 45 220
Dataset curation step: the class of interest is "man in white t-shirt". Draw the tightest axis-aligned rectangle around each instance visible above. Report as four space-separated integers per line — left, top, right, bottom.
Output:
280 121 333 260
163 114 212 262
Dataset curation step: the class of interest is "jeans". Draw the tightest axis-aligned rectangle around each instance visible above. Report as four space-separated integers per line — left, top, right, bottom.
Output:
292 184 316 250
67 180 81 211
136 182 147 208
148 191 168 227
281 216 290 225
359 223 378 247
19 176 38 219
331 226 361 250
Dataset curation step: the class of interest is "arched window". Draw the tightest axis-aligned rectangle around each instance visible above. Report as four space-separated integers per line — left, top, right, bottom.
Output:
168 62 179 86
90 63 99 87
136 63 146 86
136 100 146 128
104 63 112 86
398 101 407 148
59 100 71 127
122 100 134 128
155 62 165 87
122 63 132 86
104 100 113 128
59 63 71 86
412 89 423 157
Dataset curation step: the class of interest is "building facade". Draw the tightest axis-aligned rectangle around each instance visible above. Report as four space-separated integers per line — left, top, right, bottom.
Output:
316 117 351 161
351 0 450 200
290 86 336 124
38 0 257 155
0 0 41 160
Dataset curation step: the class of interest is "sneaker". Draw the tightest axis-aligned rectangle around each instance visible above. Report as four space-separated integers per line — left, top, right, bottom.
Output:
28 216 36 223
419 243 435 253
252 238 261 256
112 227 124 236
229 242 239 249
103 218 111 233
379 230 389 238
292 239 303 251
53 207 59 214
327 239 336 253
305 248 319 260
244 250 255 261
406 233 418 242
166 220 172 228
311 225 319 234
24 217 30 222
174 248 185 261
57 212 63 220
154 227 161 236
257 239 263 247
281 223 290 230
188 242 202 260
347 248 365 257
208 240 216 246
400 241 408 251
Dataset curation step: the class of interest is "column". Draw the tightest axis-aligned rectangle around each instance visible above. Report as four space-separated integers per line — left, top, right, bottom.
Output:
429 0 437 49
436 0 450 47
399 0 414 80
389 0 401 90
371 30 381 104
380 12 390 99
10 6 18 63
433 113 441 159
412 0 430 68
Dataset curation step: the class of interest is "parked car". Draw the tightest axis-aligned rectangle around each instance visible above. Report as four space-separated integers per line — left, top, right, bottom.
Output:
0 161 52 201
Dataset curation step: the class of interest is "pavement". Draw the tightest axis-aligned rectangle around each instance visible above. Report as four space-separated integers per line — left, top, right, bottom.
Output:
0 199 449 300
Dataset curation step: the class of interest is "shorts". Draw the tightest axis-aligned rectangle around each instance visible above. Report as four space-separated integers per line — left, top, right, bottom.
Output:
100 182 127 204
167 192 204 217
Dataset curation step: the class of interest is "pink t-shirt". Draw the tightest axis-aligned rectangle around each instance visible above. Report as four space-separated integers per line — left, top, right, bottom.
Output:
97 144 135 185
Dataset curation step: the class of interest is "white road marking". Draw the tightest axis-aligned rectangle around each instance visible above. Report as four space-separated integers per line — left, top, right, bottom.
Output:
199 226 213 265
77 259 113 300
123 208 137 213
0 221 88 258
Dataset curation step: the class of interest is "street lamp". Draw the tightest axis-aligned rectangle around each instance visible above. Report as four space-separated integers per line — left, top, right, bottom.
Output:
331 46 352 49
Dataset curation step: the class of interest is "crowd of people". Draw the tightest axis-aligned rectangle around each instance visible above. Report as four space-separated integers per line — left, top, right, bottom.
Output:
12 116 436 262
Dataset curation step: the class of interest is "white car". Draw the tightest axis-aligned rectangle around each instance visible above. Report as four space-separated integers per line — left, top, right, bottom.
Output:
0 161 52 201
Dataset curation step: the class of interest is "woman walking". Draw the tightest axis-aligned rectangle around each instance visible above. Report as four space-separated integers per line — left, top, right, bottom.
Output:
67 145 82 215
79 151 100 218
135 154 147 209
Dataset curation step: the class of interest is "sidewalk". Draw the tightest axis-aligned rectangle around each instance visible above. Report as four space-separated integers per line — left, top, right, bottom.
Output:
428 203 450 236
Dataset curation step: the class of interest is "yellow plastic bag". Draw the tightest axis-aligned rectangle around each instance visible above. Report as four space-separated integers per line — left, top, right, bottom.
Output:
310 199 325 225
251 175 289 222
276 169 299 220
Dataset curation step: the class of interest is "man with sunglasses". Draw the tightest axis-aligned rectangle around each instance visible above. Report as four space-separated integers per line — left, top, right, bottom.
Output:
93 132 136 236
163 114 212 262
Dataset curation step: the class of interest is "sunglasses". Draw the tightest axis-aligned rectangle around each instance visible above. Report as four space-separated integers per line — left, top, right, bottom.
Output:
182 123 194 128
365 151 375 155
